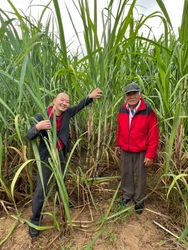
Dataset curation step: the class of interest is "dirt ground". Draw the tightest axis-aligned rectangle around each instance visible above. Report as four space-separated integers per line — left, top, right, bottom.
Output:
0 194 187 250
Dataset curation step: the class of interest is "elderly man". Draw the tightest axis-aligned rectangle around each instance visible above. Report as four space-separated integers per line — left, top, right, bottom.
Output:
27 88 102 237
115 82 158 214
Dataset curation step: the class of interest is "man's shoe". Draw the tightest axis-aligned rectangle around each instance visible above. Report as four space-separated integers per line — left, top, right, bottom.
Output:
119 198 131 206
29 225 39 237
135 203 144 214
69 201 74 208
56 199 74 208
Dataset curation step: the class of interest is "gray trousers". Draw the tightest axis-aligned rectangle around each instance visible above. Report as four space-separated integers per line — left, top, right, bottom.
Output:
120 150 147 204
30 150 66 225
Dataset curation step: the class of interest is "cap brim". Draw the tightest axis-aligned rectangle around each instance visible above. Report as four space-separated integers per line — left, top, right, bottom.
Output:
125 89 140 94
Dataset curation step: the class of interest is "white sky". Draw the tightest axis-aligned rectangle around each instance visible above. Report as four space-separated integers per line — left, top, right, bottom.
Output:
0 0 184 51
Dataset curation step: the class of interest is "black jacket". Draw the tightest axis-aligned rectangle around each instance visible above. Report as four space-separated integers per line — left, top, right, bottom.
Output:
27 97 93 162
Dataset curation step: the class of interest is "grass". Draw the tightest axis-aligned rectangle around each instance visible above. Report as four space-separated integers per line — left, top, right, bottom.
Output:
0 0 188 248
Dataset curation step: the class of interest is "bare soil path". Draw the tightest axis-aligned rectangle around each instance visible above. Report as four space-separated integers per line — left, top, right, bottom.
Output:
0 198 187 250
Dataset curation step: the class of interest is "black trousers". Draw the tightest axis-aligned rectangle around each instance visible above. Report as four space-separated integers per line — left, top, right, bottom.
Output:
30 149 66 225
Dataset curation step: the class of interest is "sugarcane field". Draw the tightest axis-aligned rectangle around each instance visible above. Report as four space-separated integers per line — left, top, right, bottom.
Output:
0 0 188 249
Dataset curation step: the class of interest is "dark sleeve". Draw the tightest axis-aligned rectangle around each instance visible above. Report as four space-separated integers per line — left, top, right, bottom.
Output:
67 97 93 117
26 113 44 140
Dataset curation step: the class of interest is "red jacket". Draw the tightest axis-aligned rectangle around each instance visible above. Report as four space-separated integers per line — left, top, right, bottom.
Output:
116 98 159 159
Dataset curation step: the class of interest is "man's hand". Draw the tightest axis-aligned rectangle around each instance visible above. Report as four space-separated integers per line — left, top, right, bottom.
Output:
144 157 153 167
88 88 102 99
36 120 52 131
115 146 121 156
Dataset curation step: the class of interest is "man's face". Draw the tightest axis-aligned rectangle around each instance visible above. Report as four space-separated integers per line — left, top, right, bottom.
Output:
53 93 70 115
125 91 141 109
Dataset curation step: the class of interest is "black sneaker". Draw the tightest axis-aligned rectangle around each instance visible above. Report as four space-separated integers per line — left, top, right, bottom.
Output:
118 198 131 206
69 201 74 208
56 199 74 208
29 225 39 237
134 203 144 214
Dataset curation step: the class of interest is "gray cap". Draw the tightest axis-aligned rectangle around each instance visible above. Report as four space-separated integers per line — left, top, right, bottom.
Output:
125 82 140 94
